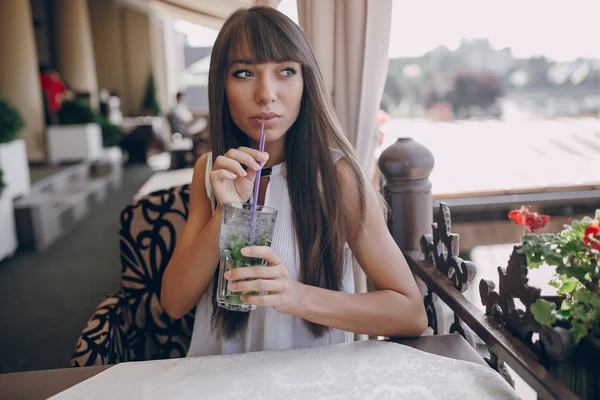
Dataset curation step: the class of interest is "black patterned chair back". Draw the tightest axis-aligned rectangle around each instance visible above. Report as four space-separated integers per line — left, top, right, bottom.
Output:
119 184 196 360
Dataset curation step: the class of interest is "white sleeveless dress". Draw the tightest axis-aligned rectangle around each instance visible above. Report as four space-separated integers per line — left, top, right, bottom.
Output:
187 150 355 357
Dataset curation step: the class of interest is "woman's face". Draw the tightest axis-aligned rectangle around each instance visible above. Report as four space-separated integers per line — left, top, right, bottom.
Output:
225 57 304 146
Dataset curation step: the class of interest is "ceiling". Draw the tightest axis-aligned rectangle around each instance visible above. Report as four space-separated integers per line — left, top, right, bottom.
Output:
117 0 255 29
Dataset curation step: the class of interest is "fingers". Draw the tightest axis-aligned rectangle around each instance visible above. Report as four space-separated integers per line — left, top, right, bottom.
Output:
213 155 248 178
240 246 282 266
210 168 237 181
240 293 281 306
211 148 269 182
226 264 281 281
223 148 269 171
232 147 269 166
228 278 283 293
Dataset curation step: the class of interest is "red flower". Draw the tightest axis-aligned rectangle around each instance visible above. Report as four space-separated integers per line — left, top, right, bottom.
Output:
583 223 600 250
525 212 550 232
508 206 528 224
508 205 550 233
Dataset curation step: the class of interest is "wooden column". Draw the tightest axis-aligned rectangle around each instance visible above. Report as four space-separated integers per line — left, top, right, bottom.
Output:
378 137 435 257
379 137 448 335
52 0 98 97
0 0 46 161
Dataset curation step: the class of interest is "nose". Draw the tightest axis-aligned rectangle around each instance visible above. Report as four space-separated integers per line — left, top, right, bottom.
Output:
255 75 277 105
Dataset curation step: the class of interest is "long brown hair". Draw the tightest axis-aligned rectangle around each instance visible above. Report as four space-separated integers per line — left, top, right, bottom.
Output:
208 6 367 339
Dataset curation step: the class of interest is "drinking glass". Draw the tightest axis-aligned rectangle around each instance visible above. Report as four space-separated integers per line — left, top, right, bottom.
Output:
216 202 278 312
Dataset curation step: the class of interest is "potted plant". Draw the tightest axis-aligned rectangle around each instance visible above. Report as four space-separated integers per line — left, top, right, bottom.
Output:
509 206 600 399
95 114 122 148
0 168 18 262
140 72 161 117
46 98 103 163
0 96 31 199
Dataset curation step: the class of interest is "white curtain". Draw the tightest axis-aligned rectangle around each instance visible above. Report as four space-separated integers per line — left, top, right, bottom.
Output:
297 0 393 179
297 0 393 302
254 0 282 7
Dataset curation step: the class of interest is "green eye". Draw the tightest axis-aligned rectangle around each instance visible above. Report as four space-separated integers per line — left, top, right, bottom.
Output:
280 67 297 77
233 70 252 78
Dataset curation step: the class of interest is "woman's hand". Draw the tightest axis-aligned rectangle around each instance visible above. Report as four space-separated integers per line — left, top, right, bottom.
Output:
225 246 305 315
209 147 269 205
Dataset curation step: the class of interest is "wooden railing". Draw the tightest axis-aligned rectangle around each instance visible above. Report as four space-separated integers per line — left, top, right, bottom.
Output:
378 137 599 400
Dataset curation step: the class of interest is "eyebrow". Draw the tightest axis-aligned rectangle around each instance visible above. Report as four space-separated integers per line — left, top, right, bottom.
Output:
229 58 289 67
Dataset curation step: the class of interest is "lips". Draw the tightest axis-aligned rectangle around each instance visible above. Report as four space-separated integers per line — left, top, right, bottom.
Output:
250 112 282 126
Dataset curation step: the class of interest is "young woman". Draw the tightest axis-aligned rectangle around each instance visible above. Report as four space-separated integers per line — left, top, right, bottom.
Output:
161 5 427 357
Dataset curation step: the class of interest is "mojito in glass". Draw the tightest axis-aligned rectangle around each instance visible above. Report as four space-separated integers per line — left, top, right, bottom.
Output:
217 202 278 312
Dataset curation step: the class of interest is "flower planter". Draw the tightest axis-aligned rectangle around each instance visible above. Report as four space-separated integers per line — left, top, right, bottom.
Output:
47 123 103 164
506 206 600 399
547 334 600 400
0 139 30 199
0 192 17 261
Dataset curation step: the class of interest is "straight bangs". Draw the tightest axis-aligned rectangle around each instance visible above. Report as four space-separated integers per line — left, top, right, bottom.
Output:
226 12 304 66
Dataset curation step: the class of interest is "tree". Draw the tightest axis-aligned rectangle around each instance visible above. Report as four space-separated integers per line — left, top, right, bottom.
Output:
446 70 504 116
382 74 403 110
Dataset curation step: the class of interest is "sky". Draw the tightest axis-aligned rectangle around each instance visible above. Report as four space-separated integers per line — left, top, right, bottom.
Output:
175 0 600 62
389 0 600 61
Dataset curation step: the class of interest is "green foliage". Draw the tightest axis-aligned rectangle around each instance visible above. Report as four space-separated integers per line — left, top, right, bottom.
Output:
56 99 122 147
226 234 272 267
531 299 556 327
518 212 600 344
140 73 161 116
95 115 122 147
224 234 272 304
0 96 25 144
57 99 96 125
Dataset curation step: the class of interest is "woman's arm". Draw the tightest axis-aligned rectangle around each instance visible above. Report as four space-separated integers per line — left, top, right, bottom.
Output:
160 153 222 319
293 158 427 337
162 147 268 319
227 157 427 337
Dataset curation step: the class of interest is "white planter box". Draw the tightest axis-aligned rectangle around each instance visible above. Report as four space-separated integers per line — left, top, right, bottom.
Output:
47 123 103 164
0 139 31 199
99 146 124 190
0 193 17 261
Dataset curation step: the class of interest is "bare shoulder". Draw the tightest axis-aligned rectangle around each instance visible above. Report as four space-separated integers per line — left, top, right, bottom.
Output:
334 156 359 183
334 156 364 202
334 157 366 241
187 153 212 224
193 152 209 179
334 156 388 240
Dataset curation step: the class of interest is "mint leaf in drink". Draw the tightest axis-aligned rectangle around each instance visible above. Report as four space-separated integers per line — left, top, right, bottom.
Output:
225 294 244 304
226 234 271 266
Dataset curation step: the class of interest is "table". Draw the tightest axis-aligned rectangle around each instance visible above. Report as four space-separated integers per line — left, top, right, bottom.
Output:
119 117 164 137
167 138 194 170
133 168 194 200
119 117 167 164
0 334 487 400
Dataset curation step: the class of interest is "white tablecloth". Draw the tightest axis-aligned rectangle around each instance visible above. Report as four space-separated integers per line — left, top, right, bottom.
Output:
51 340 518 400
119 116 164 135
